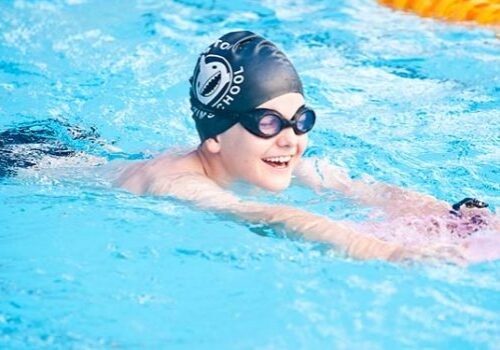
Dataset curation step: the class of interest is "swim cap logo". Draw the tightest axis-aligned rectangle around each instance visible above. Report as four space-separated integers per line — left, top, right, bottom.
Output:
194 52 245 113
195 55 232 107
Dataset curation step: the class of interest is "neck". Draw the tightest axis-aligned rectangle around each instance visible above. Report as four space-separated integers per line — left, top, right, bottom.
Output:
195 147 232 188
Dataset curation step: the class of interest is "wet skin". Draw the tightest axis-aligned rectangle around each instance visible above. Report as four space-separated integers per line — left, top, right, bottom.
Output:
196 92 308 192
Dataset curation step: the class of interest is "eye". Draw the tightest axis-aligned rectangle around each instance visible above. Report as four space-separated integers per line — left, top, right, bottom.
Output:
258 114 281 136
212 65 217 69
296 110 315 133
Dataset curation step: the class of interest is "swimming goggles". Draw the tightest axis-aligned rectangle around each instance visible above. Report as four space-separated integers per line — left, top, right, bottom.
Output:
234 105 316 138
190 97 316 138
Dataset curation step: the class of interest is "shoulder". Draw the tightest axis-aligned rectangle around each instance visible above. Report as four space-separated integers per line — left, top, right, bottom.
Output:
115 151 205 195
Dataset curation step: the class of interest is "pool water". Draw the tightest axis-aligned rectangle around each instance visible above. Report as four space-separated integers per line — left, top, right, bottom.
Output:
1 0 499 349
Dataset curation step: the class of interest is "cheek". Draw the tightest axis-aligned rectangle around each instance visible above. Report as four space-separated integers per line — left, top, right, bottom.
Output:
219 130 268 172
297 134 308 155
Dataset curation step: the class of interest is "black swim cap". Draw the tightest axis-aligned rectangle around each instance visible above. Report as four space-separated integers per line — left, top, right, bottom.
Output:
189 31 304 142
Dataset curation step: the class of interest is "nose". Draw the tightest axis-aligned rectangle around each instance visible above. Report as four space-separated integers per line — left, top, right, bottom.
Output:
276 126 299 148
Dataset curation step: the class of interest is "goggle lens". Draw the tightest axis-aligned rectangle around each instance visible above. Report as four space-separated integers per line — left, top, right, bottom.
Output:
258 114 282 136
295 110 315 134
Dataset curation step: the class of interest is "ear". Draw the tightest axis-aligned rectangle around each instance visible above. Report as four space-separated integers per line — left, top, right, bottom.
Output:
204 137 221 154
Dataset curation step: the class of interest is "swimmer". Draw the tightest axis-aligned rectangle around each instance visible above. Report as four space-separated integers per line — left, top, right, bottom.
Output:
115 31 498 264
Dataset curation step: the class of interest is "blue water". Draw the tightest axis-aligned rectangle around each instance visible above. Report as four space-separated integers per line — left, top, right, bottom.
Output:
1 0 499 349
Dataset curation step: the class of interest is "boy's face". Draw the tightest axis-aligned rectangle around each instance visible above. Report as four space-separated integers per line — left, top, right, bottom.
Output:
216 93 308 192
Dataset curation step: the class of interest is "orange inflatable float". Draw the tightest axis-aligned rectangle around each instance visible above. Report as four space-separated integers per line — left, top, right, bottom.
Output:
378 0 500 26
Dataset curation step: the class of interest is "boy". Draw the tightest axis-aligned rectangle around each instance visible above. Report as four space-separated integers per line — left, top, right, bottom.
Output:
116 31 496 263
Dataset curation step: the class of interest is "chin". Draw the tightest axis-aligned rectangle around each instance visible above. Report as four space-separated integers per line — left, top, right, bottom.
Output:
258 177 292 192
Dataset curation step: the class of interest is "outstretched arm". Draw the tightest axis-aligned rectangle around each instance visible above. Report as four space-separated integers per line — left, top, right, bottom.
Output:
294 157 450 218
138 172 460 263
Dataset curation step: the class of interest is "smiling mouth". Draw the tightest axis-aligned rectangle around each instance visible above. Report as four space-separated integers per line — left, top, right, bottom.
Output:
262 155 293 169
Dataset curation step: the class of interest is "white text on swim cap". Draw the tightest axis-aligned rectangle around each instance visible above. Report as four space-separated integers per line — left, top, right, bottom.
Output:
216 66 244 109
202 40 233 54
192 107 215 120
212 40 232 50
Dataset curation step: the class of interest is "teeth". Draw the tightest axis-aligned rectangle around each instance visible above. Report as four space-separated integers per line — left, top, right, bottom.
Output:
201 71 221 97
264 155 292 163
